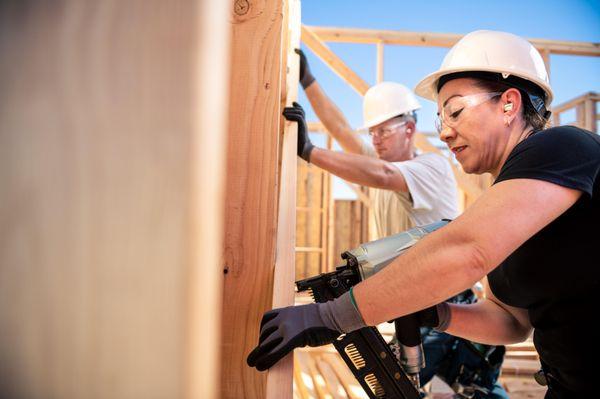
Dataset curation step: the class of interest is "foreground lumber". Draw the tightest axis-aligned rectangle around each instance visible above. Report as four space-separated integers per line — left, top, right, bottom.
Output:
0 1 231 398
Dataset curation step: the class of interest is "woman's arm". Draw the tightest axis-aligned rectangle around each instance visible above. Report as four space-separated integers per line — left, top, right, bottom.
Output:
445 284 532 345
354 178 582 327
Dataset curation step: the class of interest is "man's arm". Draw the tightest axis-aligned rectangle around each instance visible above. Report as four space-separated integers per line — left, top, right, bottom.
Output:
310 147 408 192
304 82 364 154
297 49 364 155
284 103 409 192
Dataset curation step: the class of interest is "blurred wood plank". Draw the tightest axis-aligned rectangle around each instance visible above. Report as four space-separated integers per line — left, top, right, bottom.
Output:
0 1 232 398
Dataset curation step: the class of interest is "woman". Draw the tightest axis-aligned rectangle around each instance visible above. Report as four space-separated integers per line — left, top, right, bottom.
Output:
248 30 600 398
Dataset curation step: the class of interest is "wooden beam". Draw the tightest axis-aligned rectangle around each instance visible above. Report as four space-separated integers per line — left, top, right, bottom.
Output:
305 25 600 57
376 42 384 83
301 25 370 96
221 0 294 397
266 0 301 397
553 91 599 114
541 48 551 81
189 1 232 398
0 2 231 398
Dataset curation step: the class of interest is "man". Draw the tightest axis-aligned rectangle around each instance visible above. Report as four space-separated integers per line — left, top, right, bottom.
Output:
280 50 506 398
285 49 459 237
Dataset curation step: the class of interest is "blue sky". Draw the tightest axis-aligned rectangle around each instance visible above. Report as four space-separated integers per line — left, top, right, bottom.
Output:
297 0 600 198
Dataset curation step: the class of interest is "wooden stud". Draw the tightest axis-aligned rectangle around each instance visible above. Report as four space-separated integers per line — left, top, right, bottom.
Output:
326 136 336 272
301 25 370 96
541 48 551 81
306 25 600 56
266 1 302 397
221 0 299 397
376 42 384 83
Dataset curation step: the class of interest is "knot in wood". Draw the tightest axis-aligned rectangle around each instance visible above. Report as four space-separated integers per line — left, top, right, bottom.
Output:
234 0 249 15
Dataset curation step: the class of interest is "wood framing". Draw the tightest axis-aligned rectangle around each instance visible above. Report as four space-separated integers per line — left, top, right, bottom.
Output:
304 25 600 56
266 0 301 396
0 1 231 398
301 25 370 95
221 0 300 398
377 42 385 83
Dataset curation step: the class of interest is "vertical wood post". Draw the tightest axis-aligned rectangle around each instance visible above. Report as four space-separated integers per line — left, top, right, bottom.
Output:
376 42 385 83
221 0 300 398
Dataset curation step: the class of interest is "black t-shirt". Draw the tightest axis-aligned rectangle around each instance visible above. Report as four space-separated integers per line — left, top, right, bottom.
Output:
487 126 600 393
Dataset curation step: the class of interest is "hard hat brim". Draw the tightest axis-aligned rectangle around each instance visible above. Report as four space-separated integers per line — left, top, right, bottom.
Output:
359 107 420 131
414 66 553 105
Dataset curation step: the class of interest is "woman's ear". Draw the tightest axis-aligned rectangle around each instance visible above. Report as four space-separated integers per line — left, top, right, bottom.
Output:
502 88 522 126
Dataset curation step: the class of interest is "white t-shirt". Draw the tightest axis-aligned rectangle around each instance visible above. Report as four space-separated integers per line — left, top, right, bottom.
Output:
362 142 459 238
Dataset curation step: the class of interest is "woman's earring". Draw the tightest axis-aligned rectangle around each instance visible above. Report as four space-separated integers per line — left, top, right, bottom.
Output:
504 116 511 127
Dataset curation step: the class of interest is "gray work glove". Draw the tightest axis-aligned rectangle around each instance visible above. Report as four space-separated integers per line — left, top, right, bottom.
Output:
295 48 316 89
283 102 314 162
247 293 366 371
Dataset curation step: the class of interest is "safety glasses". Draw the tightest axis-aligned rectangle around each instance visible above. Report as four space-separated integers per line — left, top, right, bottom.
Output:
435 92 502 134
368 121 408 140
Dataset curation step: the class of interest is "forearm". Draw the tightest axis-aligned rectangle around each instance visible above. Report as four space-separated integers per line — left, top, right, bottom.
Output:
353 179 572 328
445 301 532 345
310 147 404 190
304 83 363 154
354 222 486 325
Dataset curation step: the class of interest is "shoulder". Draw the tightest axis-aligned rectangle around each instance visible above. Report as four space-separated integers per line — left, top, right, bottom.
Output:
496 126 600 196
513 126 600 155
410 152 451 168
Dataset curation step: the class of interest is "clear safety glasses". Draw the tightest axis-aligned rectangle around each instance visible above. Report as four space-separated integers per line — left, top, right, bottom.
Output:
368 121 408 140
435 92 502 134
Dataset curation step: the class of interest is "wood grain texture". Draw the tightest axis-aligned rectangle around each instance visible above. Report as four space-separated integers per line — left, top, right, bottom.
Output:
266 0 302 397
305 25 600 57
0 1 231 398
221 0 301 397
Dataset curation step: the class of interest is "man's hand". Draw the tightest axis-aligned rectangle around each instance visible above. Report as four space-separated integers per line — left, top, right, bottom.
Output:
295 48 315 89
246 303 340 371
283 102 314 162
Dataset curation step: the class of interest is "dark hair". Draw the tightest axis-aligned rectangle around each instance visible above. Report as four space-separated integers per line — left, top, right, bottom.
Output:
438 72 549 131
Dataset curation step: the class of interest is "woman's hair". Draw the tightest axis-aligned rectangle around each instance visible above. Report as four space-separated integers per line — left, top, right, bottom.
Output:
437 71 550 131
471 79 547 131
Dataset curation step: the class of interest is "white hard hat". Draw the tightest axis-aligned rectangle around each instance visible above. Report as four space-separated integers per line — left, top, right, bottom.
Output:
414 30 553 105
361 82 421 130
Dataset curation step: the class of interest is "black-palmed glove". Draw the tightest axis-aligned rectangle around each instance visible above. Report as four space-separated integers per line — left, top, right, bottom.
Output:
283 102 314 162
247 292 366 371
416 302 451 331
295 48 315 89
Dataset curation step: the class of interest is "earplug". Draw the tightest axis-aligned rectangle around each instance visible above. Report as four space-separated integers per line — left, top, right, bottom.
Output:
504 103 513 112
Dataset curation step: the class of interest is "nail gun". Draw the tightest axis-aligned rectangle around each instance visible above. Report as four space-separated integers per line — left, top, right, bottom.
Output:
295 220 449 399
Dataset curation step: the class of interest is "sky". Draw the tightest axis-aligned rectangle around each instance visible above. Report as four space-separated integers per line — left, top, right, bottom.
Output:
297 0 600 198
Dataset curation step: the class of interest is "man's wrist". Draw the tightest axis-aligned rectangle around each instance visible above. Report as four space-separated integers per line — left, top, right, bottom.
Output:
301 75 316 89
301 143 315 162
